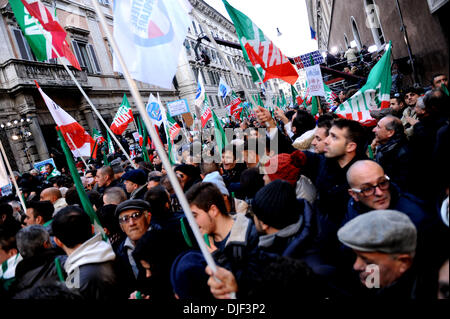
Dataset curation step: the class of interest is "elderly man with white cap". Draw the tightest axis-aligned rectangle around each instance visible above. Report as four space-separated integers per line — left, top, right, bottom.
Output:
338 210 422 298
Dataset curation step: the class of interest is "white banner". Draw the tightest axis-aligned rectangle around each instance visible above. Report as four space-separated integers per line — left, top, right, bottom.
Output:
305 65 325 97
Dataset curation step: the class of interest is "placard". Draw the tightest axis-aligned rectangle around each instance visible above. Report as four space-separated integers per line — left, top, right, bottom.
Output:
293 50 324 70
305 65 325 97
34 158 57 174
167 99 190 117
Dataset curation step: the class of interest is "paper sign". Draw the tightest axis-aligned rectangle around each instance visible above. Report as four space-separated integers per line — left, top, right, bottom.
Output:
167 99 190 117
305 65 325 97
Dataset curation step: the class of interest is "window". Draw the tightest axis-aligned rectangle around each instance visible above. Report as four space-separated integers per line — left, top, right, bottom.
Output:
12 28 35 61
351 17 362 50
364 0 385 48
184 40 191 56
215 96 221 107
209 95 215 106
72 40 101 74
192 21 198 35
344 33 349 49
98 0 110 5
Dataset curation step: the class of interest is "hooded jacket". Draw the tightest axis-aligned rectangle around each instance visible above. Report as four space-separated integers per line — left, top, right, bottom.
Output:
64 233 119 300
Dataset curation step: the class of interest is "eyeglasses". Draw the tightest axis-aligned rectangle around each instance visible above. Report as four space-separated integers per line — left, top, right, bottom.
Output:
118 211 145 224
351 176 390 197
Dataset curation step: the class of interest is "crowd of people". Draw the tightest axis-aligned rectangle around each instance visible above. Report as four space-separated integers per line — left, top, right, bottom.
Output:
0 72 448 301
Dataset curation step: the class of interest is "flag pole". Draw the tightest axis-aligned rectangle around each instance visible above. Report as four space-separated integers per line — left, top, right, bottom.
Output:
92 1 220 276
0 140 26 213
191 10 259 114
32 23 137 169
65 132 89 170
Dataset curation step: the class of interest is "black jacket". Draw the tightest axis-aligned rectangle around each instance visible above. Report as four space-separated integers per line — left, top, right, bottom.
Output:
375 136 412 191
10 249 63 299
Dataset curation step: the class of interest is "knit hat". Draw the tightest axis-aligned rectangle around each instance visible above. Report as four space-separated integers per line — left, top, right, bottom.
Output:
170 250 212 300
252 179 302 230
264 150 306 186
121 169 147 185
338 210 417 254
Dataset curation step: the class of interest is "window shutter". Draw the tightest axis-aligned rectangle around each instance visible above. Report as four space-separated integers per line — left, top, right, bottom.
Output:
13 29 32 60
71 40 84 67
87 44 102 73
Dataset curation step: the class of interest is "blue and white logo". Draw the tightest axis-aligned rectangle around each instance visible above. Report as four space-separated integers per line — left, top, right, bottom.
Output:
127 0 175 47
147 102 162 123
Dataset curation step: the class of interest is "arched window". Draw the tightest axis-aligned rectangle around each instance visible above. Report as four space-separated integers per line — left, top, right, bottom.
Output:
344 33 349 49
351 16 362 50
364 0 385 49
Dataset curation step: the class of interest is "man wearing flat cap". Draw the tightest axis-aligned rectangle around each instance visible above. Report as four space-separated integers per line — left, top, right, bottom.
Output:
114 199 152 295
122 169 148 200
338 210 427 298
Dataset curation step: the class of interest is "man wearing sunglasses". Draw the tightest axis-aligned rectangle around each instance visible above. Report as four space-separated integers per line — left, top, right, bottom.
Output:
114 199 152 295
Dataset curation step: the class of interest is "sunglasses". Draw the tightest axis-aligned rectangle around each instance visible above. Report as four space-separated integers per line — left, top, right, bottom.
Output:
118 211 145 224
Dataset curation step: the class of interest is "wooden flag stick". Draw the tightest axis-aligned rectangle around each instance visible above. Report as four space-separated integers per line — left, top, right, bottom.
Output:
92 0 220 276
0 140 26 212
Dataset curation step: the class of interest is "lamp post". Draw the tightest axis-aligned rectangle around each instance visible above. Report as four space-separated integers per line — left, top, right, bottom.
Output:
394 0 420 87
1 117 33 169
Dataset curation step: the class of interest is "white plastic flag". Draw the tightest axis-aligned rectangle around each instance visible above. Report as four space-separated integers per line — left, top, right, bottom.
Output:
218 77 232 100
113 0 192 89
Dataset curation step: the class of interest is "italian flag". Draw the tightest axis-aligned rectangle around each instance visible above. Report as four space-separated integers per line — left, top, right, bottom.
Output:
223 0 299 85
110 94 134 135
162 109 181 165
9 0 80 69
335 42 392 126
212 109 228 155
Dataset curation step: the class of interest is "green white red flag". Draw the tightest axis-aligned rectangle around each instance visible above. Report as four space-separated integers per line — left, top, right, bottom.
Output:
9 0 80 70
223 0 299 85
110 94 134 135
335 42 392 126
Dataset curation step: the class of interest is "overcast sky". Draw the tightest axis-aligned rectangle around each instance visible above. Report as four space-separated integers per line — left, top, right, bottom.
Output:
203 0 318 57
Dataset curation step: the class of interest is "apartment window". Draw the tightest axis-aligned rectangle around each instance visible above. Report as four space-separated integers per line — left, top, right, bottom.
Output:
72 40 101 74
351 17 362 50
209 95 215 107
192 21 198 35
184 40 191 56
215 96 221 107
98 0 110 5
12 28 35 61
364 0 385 48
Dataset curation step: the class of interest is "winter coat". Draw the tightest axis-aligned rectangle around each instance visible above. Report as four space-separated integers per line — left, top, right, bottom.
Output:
212 213 260 271
63 233 119 299
10 249 63 299
129 184 148 200
375 135 412 191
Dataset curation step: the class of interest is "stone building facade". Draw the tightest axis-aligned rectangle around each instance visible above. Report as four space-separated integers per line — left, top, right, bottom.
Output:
0 0 263 172
309 0 449 87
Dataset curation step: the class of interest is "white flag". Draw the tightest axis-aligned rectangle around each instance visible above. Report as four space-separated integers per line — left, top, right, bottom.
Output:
113 0 192 89
36 82 94 157
218 77 231 100
194 72 206 108
0 154 10 189
146 93 164 127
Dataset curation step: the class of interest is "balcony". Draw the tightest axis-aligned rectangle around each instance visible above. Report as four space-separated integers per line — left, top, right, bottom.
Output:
0 59 90 94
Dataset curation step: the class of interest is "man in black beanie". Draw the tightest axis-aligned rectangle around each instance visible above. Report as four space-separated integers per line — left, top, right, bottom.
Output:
250 180 315 258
